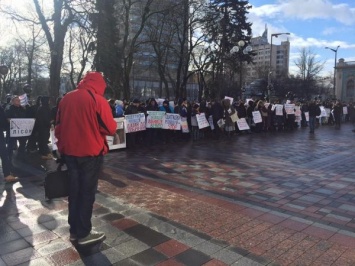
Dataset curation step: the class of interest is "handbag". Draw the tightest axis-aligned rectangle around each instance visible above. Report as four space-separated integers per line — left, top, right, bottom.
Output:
44 163 70 200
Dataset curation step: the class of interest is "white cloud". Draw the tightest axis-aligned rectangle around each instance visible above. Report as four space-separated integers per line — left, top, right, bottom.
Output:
251 0 355 25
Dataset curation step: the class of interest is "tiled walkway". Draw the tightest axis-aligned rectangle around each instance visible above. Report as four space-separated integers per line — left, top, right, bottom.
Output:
1 123 355 265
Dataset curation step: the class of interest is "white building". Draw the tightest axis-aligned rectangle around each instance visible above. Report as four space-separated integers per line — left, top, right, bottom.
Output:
245 26 290 83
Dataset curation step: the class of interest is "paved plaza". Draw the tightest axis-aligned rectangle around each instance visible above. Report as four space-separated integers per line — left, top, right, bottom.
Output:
1 123 355 265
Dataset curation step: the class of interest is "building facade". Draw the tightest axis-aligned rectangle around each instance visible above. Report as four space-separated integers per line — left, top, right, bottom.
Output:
336 59 355 102
245 26 290 84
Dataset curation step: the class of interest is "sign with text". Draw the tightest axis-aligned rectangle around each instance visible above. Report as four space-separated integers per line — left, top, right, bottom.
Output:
9 118 35 137
146 111 165 128
284 104 295 115
162 113 181 130
275 104 284 116
196 113 210 129
252 111 262 124
343 106 348 115
124 113 146 133
236 118 250 131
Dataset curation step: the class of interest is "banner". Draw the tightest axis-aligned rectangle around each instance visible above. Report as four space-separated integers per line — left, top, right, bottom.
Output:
107 117 126 150
146 111 165 128
125 113 146 133
9 118 35 137
196 113 209 129
252 111 262 124
284 104 295 114
236 118 250 131
162 113 181 130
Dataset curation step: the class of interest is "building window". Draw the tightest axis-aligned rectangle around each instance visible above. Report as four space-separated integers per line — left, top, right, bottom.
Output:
346 79 354 97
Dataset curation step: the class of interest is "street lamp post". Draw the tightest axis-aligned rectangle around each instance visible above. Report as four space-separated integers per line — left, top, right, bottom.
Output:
231 40 252 99
325 45 340 98
268 32 290 100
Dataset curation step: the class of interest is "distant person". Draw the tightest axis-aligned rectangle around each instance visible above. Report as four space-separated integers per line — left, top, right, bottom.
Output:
55 72 116 246
0 105 18 183
5 95 28 161
308 100 321 134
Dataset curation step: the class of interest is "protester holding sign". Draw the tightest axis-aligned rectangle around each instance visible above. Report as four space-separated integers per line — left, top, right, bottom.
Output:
55 71 116 246
145 98 160 145
191 104 200 141
222 98 236 137
5 95 28 161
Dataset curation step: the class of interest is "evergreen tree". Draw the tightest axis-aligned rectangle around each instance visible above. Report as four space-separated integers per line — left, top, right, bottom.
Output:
202 0 253 98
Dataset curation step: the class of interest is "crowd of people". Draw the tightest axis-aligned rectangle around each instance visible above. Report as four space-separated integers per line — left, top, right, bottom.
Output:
1 72 354 247
106 96 355 148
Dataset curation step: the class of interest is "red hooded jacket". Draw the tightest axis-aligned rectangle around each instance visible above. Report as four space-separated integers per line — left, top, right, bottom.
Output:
55 72 116 157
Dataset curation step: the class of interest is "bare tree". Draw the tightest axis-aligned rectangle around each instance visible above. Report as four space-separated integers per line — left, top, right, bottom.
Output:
1 0 96 99
294 48 325 98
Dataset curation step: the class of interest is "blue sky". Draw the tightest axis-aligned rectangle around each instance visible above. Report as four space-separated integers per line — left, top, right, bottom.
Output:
247 0 355 76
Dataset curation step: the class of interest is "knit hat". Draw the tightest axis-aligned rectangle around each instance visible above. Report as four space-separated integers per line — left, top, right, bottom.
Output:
115 100 123 106
132 98 140 104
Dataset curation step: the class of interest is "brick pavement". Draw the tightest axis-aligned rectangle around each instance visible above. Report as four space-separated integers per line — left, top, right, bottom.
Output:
1 123 355 265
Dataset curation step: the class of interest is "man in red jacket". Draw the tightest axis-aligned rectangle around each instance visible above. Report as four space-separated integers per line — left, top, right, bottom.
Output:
55 72 116 246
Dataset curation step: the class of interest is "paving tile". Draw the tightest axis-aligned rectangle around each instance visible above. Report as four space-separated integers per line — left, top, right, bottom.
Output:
155 257 185 266
0 238 31 256
123 224 170 247
48 247 81 266
1 247 40 266
174 248 211 266
111 218 138 231
154 239 190 258
211 248 243 265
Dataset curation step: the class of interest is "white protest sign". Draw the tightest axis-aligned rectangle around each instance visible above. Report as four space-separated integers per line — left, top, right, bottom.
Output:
236 118 250 131
343 106 348 115
325 108 331 117
224 96 234 105
162 113 181 130
181 117 189 133
208 115 214 130
320 106 327 117
275 104 283 116
305 112 309 121
196 113 209 129
124 113 146 133
107 117 126 150
50 129 57 151
9 118 35 137
252 111 262 124
284 103 295 114
146 111 165 128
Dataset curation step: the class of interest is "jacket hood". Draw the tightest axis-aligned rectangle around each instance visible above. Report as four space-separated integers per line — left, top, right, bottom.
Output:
77 72 106 96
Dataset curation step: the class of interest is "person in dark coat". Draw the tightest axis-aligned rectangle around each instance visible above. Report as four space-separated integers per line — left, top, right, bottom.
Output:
26 96 42 153
210 99 224 140
36 96 53 159
0 105 18 182
5 95 28 161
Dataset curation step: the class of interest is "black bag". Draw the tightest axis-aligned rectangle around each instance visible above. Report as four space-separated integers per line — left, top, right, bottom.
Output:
44 163 70 200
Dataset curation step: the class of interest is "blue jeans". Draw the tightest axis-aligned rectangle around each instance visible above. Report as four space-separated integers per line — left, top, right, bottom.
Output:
309 116 316 132
65 155 103 238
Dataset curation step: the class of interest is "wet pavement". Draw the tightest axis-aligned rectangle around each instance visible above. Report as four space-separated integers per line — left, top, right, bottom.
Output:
1 123 355 265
